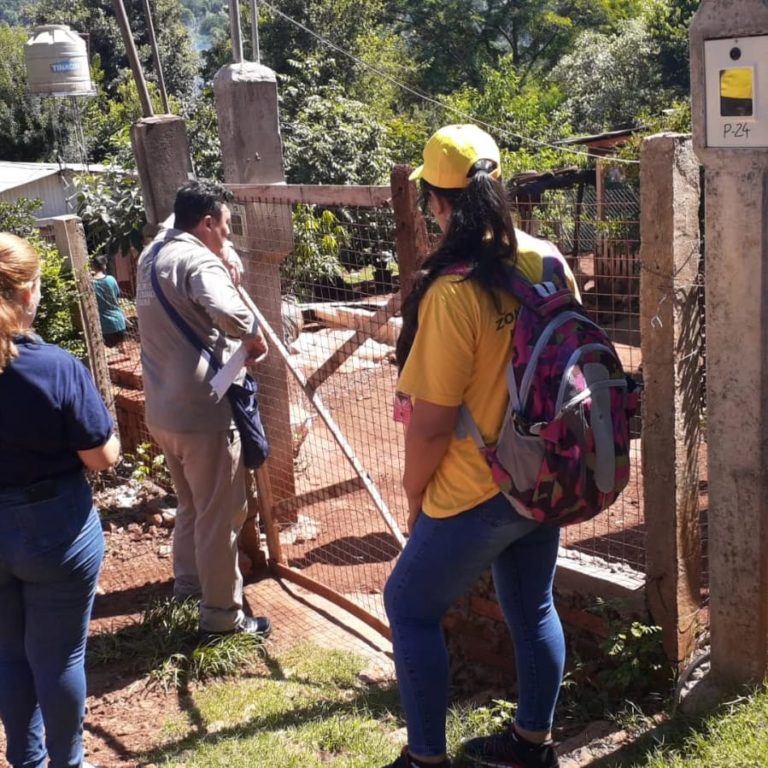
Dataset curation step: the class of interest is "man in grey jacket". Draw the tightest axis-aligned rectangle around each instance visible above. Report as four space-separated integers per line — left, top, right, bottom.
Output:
136 180 271 639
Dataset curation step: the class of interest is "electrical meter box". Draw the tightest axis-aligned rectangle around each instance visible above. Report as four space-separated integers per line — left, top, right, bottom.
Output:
705 35 768 148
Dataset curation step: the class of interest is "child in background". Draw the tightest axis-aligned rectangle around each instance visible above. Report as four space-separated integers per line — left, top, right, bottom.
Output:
91 254 127 347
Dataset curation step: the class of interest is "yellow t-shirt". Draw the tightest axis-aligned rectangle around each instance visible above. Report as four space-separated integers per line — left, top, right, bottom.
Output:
397 230 579 518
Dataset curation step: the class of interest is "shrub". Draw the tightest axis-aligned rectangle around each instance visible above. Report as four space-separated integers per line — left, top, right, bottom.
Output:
0 198 86 358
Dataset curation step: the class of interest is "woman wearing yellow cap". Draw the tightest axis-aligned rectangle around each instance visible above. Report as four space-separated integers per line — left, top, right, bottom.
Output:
384 125 577 768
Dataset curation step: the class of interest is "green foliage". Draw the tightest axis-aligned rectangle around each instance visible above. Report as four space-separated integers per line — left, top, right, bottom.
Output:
124 441 173 490
610 100 693 184
82 67 172 162
646 0 699 97
33 0 198 99
181 86 223 180
439 54 571 175
387 0 645 97
0 198 86 357
259 0 389 87
550 16 668 133
0 24 76 162
88 596 267 690
600 618 666 692
593 599 669 701
73 165 146 256
283 205 348 299
0 0 33 26
281 56 394 185
553 601 670 727
446 699 517 757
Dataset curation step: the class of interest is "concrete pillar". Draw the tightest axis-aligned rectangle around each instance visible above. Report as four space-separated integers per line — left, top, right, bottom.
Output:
213 63 285 185
130 115 193 227
213 62 296 509
639 134 703 667
690 0 768 687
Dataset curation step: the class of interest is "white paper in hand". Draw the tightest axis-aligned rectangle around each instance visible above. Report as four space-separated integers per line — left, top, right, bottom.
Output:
210 344 247 402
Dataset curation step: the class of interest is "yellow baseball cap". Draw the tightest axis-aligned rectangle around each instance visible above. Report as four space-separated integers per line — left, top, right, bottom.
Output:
409 124 502 189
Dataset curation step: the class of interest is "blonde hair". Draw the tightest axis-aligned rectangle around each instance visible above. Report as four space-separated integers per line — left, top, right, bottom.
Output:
0 233 40 373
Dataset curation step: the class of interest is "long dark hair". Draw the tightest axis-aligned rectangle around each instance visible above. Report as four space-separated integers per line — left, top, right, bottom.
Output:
395 167 518 371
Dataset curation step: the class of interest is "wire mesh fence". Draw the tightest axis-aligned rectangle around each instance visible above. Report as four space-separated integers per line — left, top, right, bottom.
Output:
34 172 704 629
230 188 404 625
228 178 655 630
518 183 646 571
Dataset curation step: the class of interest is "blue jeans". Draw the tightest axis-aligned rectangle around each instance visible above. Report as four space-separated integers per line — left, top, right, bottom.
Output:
384 493 565 757
0 471 104 768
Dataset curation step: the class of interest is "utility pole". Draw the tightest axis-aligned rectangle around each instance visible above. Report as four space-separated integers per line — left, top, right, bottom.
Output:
111 0 154 118
142 0 171 113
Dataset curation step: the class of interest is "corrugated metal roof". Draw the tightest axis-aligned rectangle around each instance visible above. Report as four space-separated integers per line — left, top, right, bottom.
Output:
0 161 109 194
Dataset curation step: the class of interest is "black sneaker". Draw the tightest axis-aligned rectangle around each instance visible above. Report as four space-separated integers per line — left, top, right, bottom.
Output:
382 746 451 768
199 615 272 644
462 729 558 768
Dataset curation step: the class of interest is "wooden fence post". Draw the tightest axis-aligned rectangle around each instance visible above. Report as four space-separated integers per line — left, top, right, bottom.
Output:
639 134 703 666
48 215 118 430
391 165 430 300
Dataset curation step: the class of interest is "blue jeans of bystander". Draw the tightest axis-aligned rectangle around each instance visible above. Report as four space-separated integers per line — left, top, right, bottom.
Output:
384 493 565 758
0 470 104 768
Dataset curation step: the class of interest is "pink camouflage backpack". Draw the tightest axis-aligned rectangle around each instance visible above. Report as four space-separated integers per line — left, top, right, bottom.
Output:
449 248 639 527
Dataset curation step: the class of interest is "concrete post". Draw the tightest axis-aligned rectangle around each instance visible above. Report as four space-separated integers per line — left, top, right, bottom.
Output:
690 0 768 688
213 62 296 510
639 134 703 667
130 115 193 227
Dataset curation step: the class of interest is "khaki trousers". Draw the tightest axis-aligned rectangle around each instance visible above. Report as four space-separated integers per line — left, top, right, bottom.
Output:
149 425 247 632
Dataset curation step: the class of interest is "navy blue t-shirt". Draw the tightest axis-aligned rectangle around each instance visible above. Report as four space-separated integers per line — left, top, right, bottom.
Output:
0 336 113 487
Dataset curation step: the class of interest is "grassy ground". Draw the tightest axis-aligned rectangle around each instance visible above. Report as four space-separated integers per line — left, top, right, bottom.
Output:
599 687 768 768
90 600 768 768
146 667 768 768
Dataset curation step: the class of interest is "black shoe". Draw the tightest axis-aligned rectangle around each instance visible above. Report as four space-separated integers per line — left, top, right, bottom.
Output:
382 746 451 768
199 615 272 643
462 729 558 768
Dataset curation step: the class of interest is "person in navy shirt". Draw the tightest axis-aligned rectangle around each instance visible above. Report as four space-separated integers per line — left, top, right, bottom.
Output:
0 233 120 768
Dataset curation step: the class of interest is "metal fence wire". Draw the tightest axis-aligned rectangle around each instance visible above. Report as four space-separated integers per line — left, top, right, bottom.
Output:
38 179 658 629
230 189 403 625
520 184 645 571
227 179 649 627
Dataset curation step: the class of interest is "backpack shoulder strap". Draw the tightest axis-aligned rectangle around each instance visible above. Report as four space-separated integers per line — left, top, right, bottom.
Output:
148 241 221 373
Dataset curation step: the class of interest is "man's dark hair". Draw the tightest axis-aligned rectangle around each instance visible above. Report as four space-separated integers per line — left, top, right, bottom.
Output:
173 179 234 232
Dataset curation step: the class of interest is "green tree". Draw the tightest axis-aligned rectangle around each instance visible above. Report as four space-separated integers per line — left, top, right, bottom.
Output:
0 24 77 161
281 56 394 185
646 0 699 96
282 204 348 300
73 164 146 256
33 0 198 98
439 55 570 174
385 0 644 95
0 0 34 25
549 17 667 134
181 86 223 180
82 66 172 162
201 0 392 88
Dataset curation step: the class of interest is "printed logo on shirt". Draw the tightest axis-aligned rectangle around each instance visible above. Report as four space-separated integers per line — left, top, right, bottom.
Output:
495 308 519 331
